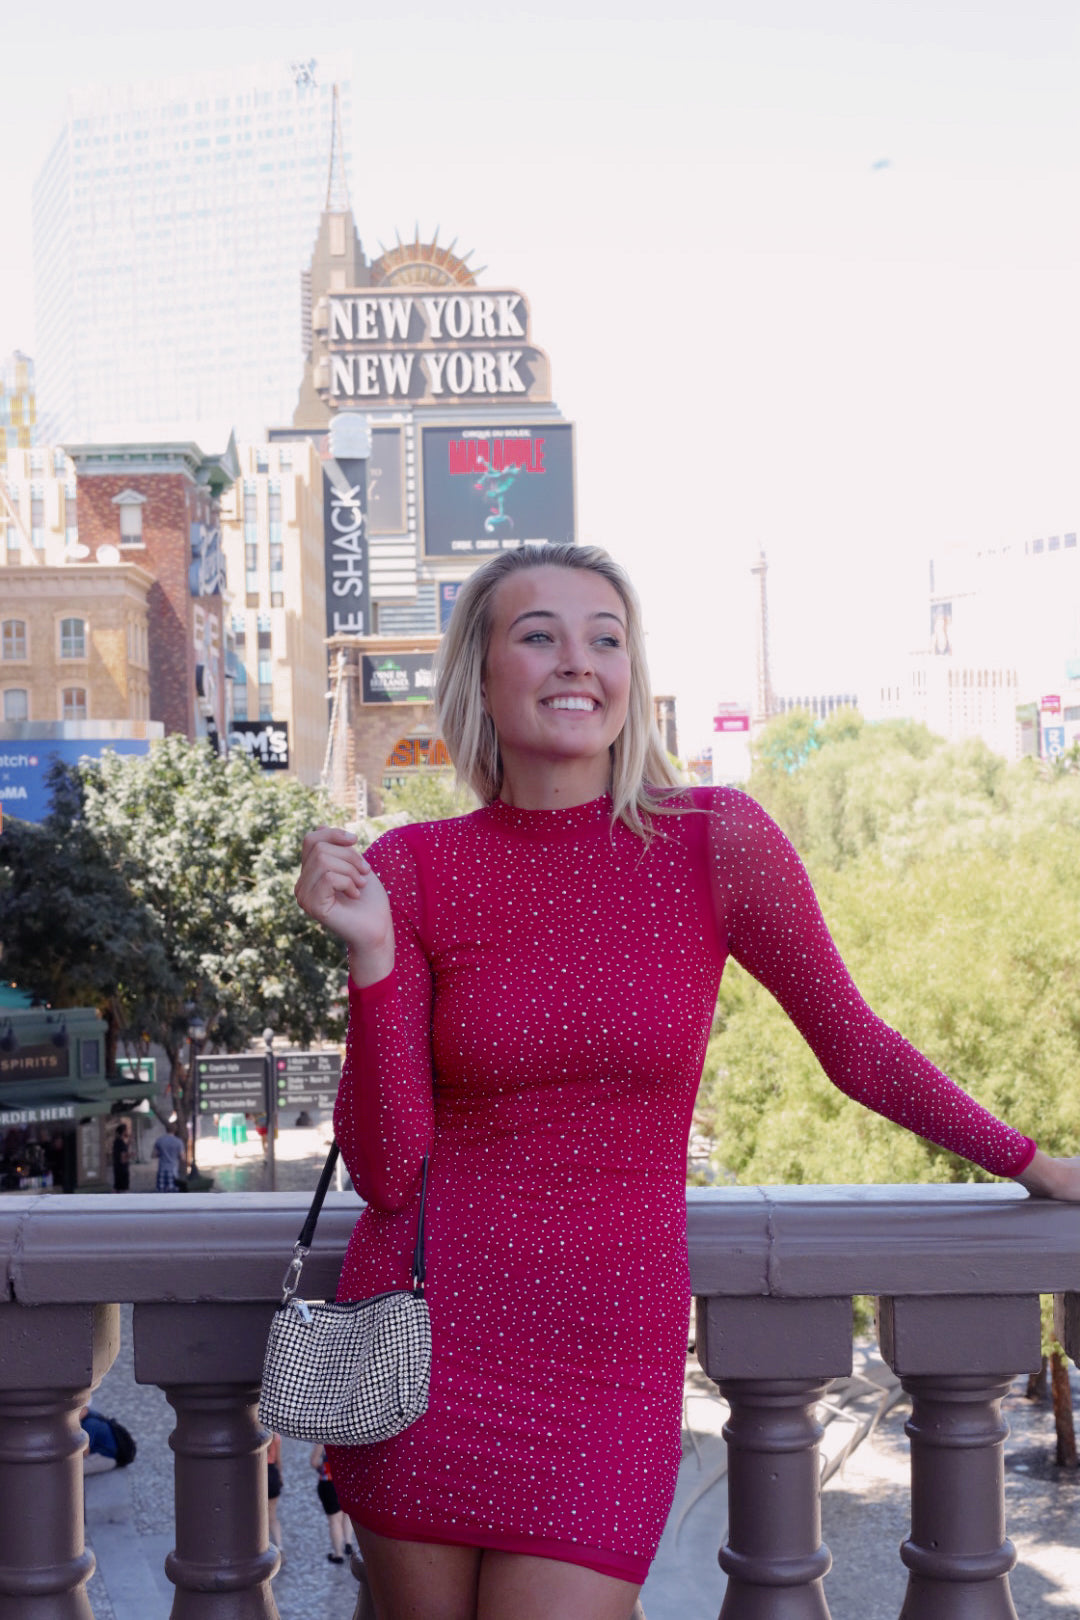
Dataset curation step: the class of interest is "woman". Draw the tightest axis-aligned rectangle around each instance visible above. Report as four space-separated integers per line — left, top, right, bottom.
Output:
295 543 1079 1620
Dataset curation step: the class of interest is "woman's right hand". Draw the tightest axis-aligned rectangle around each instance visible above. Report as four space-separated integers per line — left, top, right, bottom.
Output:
294 826 395 986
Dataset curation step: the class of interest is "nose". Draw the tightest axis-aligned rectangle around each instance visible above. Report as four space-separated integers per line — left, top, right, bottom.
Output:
558 637 594 677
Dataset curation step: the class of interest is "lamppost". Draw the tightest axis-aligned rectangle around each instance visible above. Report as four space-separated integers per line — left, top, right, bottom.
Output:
263 1026 277 1192
186 1007 207 1178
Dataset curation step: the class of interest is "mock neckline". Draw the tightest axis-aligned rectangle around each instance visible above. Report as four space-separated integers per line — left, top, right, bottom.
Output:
480 794 613 840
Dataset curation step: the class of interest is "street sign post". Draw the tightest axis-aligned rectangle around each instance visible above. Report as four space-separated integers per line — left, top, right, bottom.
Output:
274 1052 343 1113
195 1055 268 1115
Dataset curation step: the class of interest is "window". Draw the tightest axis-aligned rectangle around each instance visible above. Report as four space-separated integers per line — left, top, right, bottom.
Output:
232 682 249 721
2 620 27 661
119 503 143 543
258 684 273 720
53 449 68 476
62 687 88 720
60 617 87 658
268 482 282 543
277 446 292 469
30 487 45 548
256 449 269 472
5 526 17 555
3 689 28 722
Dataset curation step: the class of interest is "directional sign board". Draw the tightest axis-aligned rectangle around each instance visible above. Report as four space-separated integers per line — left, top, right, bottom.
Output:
196 1055 268 1115
275 1052 342 1111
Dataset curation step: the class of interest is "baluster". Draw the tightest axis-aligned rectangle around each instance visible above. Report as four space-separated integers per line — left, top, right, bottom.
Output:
877 1294 1041 1620
134 1302 280 1620
0 1302 120 1620
695 1295 853 1620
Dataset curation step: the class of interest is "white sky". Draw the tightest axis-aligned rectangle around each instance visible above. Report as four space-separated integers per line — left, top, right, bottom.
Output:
3 0 1078 755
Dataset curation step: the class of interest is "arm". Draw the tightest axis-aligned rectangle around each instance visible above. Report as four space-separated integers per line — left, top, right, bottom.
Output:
709 790 1037 1180
1016 1149 1080 1200
295 824 434 1211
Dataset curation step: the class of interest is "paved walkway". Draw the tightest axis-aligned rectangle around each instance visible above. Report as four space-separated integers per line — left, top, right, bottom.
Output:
85 1129 1080 1618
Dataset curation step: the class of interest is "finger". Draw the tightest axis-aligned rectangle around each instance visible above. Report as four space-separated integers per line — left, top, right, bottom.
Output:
301 825 358 857
301 848 373 888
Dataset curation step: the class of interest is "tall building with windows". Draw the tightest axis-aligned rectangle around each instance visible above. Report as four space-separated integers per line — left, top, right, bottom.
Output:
32 59 352 443
219 440 329 784
0 353 36 474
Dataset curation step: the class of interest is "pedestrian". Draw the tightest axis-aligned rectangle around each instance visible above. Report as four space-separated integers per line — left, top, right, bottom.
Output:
294 542 1080 1620
152 1123 184 1192
110 1121 131 1193
310 1445 353 1564
266 1432 284 1561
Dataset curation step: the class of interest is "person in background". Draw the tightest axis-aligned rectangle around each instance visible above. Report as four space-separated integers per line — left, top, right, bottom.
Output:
310 1444 354 1564
152 1123 184 1192
266 1432 284 1563
111 1121 131 1193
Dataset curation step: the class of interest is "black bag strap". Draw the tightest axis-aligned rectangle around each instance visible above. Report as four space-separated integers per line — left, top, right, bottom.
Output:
281 1144 429 1304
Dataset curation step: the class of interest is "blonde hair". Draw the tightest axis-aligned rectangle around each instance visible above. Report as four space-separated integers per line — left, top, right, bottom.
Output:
434 544 684 839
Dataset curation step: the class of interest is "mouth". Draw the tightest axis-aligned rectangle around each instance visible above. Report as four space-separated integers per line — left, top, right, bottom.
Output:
541 696 601 713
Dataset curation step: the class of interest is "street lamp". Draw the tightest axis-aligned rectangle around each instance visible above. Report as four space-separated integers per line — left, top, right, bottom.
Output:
186 1008 208 1176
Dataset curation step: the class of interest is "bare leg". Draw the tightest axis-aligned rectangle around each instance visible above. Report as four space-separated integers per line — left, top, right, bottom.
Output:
353 1525 481 1620
267 1498 283 1554
328 1509 348 1559
479 1550 640 1620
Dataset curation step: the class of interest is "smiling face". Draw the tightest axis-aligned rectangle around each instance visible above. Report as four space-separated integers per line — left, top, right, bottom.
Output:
481 564 633 805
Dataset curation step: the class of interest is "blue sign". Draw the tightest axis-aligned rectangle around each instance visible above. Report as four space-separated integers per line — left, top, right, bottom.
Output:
189 521 227 597
0 738 153 823
439 581 463 632
1043 726 1066 760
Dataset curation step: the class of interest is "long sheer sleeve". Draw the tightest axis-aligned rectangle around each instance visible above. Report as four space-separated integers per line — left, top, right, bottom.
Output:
332 827 435 1210
703 788 1036 1178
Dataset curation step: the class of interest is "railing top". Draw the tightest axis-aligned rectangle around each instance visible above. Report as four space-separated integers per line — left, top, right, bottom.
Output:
1 1185 1078 1306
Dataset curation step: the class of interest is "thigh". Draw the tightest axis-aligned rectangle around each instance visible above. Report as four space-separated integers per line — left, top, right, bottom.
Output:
354 1524 482 1620
478 1551 641 1620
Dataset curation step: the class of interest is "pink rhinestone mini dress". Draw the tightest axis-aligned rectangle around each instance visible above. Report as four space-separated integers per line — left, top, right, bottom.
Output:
327 789 1035 1583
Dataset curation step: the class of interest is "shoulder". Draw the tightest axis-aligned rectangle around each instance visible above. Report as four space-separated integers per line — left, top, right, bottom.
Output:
365 810 484 873
656 785 775 834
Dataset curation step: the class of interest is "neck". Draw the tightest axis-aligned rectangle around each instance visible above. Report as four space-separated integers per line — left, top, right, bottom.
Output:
498 755 611 811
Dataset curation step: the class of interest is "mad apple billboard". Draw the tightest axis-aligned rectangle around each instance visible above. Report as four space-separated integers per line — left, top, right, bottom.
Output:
421 425 575 558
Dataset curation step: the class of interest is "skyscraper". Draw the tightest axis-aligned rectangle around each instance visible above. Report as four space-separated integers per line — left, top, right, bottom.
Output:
32 58 352 444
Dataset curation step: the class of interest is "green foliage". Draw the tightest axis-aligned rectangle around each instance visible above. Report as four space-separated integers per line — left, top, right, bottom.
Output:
699 717 1080 1185
0 738 347 1141
381 770 477 823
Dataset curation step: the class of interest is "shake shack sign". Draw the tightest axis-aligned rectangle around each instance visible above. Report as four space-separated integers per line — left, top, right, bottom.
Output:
316 289 551 406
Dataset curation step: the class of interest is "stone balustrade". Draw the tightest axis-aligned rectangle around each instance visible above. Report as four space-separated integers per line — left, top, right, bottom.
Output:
1 1183 1078 1618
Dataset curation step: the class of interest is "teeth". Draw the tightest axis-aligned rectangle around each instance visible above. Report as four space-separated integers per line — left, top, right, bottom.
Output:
546 697 596 711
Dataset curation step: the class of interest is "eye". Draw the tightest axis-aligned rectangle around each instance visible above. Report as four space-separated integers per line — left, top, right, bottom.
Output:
522 630 553 643
595 634 623 648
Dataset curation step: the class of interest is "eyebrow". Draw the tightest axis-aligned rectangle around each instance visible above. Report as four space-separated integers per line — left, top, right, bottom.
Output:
509 609 626 630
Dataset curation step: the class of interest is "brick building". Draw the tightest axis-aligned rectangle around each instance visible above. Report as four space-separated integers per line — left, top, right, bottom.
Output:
66 437 239 744
1 563 151 726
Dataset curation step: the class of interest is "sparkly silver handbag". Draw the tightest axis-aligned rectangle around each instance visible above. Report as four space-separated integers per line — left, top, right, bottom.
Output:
259 1145 430 1446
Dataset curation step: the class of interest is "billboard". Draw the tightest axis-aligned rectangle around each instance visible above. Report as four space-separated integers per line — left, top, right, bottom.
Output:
321 289 551 407
362 653 436 704
228 720 290 770
421 425 574 557
0 735 156 823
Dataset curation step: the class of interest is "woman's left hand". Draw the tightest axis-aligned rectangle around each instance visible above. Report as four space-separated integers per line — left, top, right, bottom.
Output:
1015 1149 1080 1201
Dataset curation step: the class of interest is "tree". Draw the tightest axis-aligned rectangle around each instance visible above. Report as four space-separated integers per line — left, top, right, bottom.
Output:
1 739 349 1152
697 716 1080 1463
0 763 177 1075
381 770 477 824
